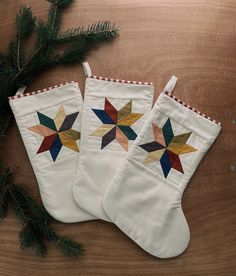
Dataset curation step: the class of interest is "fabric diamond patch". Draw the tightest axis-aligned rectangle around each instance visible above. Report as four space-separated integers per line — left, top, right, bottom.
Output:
28 105 80 161
91 98 143 151
139 119 197 178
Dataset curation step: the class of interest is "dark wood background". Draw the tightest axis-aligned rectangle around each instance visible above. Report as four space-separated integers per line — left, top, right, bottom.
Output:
1 0 236 275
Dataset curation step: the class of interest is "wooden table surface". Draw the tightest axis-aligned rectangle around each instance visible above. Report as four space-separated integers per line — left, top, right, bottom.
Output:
1 0 236 275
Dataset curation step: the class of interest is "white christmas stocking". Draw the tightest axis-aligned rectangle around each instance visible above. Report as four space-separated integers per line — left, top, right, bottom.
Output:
9 81 95 223
73 62 154 221
103 76 221 258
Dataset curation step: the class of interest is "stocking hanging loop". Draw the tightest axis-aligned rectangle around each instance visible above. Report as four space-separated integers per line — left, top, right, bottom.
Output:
163 75 178 94
82 62 92 78
15 86 27 96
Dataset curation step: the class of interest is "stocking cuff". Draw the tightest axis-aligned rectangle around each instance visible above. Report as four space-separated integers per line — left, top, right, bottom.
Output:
84 77 154 100
9 81 82 118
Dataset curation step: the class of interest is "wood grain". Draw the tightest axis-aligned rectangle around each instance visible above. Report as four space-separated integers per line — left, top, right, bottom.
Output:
1 0 236 275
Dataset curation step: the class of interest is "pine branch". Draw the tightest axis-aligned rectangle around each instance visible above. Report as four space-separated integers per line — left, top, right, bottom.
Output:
19 222 48 257
47 0 73 32
4 178 84 258
8 183 31 224
56 21 118 44
16 6 35 39
11 6 35 71
54 236 85 258
13 21 118 86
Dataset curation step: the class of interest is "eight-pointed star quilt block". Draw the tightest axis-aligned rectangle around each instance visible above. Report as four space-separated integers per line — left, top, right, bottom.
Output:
28 105 80 162
134 115 199 180
89 98 144 151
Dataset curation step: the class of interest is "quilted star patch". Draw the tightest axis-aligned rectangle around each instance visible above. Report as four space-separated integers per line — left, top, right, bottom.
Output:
28 105 80 161
139 119 197 178
91 98 143 151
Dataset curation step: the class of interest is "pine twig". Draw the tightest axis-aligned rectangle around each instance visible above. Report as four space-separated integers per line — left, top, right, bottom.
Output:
1 176 84 258
54 236 85 258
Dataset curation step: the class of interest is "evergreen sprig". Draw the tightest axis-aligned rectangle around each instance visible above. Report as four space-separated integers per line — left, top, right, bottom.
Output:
1 176 84 258
0 0 118 258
